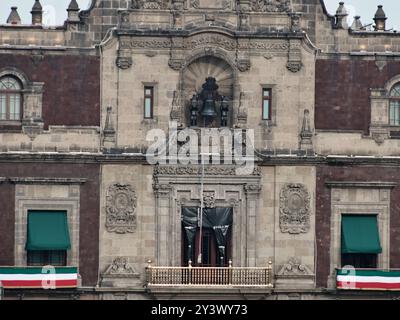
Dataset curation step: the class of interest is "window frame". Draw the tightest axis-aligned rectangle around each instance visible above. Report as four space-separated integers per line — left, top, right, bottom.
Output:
389 83 400 126
262 88 272 121
27 250 67 267
144 86 154 119
341 253 377 269
0 75 23 122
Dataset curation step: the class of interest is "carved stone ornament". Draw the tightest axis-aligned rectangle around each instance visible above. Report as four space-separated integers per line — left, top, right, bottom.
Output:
131 0 169 9
22 125 43 141
106 184 137 233
191 0 231 10
372 132 386 145
31 51 44 66
203 191 216 208
101 257 141 288
116 56 132 70
237 59 251 72
300 109 313 151
277 257 313 276
103 257 138 276
251 0 291 12
154 165 261 176
286 61 302 73
169 58 185 71
236 92 248 128
279 183 310 234
290 13 301 32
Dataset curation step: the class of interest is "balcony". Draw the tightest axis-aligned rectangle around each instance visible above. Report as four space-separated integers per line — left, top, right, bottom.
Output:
146 260 273 288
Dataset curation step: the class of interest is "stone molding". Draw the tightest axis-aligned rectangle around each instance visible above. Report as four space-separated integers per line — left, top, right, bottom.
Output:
279 183 310 234
9 177 87 185
325 181 397 189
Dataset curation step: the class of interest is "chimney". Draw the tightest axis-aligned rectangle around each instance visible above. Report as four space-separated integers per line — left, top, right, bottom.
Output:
6 7 21 25
335 2 348 29
351 16 363 31
374 5 387 31
67 0 80 23
31 0 43 25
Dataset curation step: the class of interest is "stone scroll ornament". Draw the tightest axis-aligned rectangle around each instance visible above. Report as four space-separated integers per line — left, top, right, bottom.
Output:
279 183 310 234
106 184 137 233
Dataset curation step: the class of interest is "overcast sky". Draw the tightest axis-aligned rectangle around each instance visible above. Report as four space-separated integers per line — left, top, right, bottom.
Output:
0 0 398 30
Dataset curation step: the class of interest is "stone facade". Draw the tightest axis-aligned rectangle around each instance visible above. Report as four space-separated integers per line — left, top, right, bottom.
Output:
1 0 400 300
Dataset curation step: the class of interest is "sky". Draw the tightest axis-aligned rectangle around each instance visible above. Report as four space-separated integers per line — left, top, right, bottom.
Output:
0 0 399 31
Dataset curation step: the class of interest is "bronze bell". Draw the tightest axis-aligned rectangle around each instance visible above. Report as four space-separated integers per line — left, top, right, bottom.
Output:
201 93 217 118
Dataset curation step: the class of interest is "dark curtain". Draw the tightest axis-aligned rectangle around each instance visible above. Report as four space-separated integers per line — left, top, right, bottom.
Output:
182 207 233 265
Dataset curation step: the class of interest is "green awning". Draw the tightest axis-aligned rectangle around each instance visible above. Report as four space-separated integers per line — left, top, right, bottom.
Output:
341 215 382 254
26 211 71 251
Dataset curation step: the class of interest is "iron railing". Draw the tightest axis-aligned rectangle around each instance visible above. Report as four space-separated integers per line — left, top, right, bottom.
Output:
146 260 273 287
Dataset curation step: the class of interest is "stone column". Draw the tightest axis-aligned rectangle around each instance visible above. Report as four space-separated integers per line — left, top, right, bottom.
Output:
153 183 173 265
244 184 261 267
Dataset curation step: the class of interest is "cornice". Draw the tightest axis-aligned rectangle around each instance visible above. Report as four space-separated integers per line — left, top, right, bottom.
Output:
326 181 397 189
8 177 87 185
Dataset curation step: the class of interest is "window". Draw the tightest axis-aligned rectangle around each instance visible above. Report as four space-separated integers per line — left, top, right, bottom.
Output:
0 76 22 121
182 207 233 267
262 88 272 120
144 86 154 119
341 215 382 268
389 83 400 126
27 250 67 266
26 210 71 267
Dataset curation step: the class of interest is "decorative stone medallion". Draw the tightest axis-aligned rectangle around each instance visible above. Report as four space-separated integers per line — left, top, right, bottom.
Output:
106 184 137 233
279 183 310 234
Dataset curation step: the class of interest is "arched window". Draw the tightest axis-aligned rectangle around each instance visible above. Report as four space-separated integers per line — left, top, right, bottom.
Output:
0 76 22 121
389 83 400 126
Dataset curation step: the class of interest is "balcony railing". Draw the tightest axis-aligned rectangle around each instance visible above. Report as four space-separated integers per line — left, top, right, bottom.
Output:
146 260 273 287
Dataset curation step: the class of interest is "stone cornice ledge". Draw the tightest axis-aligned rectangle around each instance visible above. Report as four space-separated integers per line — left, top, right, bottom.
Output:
0 177 6 183
9 177 87 185
326 181 397 189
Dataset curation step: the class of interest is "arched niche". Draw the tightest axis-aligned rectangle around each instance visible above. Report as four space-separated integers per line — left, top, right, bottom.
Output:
180 54 238 128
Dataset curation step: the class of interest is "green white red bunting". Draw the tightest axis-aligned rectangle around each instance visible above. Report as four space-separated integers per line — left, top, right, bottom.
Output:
337 269 400 291
0 267 78 289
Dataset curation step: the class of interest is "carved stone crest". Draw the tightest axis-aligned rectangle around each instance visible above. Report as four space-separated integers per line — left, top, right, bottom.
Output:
279 183 310 234
106 184 137 233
